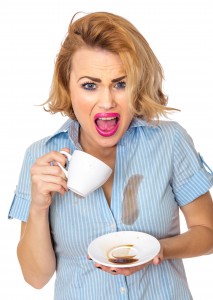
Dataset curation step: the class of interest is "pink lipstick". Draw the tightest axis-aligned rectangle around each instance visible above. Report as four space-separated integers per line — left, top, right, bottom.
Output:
94 113 120 137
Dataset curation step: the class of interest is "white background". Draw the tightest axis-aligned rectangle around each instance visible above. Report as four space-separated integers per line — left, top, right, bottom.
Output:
0 0 212 299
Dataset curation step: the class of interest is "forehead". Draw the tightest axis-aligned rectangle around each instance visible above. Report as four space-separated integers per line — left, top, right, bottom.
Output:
71 47 125 77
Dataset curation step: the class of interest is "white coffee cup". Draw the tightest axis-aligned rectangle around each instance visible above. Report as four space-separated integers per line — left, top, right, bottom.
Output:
57 150 112 197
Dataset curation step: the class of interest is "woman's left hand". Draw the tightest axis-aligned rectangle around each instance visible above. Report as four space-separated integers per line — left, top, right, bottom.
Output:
88 244 163 276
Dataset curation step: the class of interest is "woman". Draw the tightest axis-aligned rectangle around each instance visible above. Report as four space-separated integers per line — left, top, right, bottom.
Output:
8 12 213 300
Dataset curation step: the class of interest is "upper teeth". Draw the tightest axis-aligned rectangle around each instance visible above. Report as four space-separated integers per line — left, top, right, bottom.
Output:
98 117 116 120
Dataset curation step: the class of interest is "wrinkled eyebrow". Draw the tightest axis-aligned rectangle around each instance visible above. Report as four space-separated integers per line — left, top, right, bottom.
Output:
78 75 126 83
112 76 126 83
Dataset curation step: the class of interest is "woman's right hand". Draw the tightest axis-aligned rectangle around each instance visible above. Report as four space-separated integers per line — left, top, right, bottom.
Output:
30 148 69 212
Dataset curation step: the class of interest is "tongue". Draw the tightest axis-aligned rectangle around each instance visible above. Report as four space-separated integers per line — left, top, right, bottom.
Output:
96 119 117 131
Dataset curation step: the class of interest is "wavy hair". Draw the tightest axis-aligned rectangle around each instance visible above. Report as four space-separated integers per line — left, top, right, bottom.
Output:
44 12 177 121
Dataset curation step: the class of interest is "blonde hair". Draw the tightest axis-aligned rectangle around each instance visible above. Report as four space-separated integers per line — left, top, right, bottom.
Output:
45 12 176 121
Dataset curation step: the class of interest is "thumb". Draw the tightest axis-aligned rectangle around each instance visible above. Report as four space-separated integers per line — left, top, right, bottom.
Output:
60 147 70 153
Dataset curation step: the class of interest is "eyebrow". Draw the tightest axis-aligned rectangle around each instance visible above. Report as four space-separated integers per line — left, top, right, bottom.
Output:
78 75 126 83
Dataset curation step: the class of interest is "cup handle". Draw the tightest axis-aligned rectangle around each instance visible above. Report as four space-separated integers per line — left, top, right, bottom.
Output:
57 151 72 178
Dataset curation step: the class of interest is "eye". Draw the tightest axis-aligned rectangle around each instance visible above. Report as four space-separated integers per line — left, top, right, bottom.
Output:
115 81 126 89
81 82 96 90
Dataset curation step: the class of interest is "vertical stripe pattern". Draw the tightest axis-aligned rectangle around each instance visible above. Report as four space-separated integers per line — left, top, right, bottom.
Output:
8 118 213 299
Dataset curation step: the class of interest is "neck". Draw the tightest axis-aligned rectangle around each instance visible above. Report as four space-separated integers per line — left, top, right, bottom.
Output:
79 132 116 169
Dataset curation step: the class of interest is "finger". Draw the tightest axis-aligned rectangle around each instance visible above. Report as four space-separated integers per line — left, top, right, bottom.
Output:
31 165 67 178
32 180 67 196
112 263 149 276
110 269 118 275
94 264 118 275
35 151 68 166
153 257 162 266
32 174 68 192
40 174 68 188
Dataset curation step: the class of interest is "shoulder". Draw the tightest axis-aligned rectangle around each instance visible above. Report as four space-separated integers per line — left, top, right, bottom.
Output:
135 119 187 139
132 119 195 153
158 120 194 144
153 120 191 140
26 135 52 155
25 119 73 160
156 121 194 148
156 120 185 134
23 136 56 163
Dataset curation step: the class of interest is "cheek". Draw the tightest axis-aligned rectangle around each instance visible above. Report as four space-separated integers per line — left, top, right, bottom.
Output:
72 91 96 112
71 94 85 113
122 113 134 131
72 100 93 128
72 105 85 121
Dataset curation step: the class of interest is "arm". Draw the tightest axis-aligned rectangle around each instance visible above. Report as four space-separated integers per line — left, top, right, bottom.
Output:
17 149 69 289
93 191 213 275
18 216 55 289
160 191 213 259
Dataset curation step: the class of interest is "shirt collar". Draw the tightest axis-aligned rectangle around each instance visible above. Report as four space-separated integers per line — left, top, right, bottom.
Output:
45 117 158 146
45 118 78 145
130 117 159 128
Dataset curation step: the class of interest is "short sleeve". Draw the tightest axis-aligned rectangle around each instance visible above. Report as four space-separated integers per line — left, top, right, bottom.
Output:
171 123 213 206
8 149 33 222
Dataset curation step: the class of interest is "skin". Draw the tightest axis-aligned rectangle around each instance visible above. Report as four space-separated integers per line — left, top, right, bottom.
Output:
17 46 213 287
70 47 133 155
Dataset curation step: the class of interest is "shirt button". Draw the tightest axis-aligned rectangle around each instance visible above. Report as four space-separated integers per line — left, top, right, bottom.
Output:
111 223 116 230
120 287 126 294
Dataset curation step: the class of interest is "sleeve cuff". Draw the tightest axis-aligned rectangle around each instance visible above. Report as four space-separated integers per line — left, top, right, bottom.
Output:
8 194 31 222
175 167 213 206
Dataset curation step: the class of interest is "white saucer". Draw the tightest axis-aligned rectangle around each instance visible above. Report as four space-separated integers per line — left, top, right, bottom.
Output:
88 231 160 268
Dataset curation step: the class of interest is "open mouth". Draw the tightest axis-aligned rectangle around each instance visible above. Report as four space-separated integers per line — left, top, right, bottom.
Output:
94 113 120 137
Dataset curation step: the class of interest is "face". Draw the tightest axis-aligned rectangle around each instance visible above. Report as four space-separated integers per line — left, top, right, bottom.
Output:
69 47 133 151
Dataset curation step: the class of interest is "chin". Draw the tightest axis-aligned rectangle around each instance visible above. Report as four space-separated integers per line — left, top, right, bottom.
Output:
96 134 121 148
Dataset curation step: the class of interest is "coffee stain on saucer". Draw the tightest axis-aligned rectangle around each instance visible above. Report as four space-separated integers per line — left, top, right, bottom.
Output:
107 244 139 264
121 175 143 225
108 257 139 264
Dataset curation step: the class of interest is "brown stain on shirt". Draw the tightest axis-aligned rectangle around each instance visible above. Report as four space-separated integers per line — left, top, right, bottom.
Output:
121 175 143 225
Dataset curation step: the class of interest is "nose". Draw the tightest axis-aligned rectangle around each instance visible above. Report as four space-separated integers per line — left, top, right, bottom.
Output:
97 88 116 110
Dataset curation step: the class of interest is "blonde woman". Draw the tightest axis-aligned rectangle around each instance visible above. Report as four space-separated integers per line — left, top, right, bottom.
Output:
9 12 213 300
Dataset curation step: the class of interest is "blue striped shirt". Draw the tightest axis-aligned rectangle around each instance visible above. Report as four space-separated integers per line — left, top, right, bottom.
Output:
8 118 213 300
